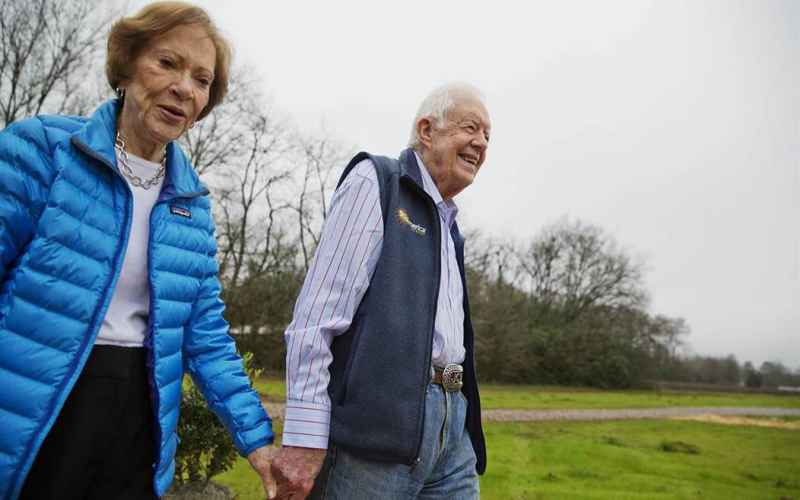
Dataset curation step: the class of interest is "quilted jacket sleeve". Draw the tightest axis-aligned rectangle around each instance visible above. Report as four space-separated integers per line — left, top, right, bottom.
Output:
0 118 55 284
183 221 274 456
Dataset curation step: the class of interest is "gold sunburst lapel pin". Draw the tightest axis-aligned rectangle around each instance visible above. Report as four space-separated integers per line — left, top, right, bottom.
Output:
396 208 427 236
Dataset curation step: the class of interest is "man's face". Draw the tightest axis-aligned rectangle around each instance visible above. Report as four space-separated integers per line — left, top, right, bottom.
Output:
419 94 491 200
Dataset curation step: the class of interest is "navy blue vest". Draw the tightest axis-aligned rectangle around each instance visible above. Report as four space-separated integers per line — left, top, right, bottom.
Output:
327 149 486 474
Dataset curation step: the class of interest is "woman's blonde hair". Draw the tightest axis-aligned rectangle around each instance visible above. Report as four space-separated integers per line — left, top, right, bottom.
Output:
106 1 232 120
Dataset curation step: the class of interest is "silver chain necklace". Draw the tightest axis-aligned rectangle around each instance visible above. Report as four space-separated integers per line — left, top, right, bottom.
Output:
114 131 166 190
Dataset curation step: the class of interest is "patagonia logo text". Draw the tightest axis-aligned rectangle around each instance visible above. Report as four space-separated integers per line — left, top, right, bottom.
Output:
170 205 192 218
396 208 426 236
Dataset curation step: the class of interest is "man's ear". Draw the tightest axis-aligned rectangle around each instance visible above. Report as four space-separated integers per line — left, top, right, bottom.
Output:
416 117 435 148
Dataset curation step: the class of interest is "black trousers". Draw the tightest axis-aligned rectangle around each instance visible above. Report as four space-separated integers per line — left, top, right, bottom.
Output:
20 345 158 500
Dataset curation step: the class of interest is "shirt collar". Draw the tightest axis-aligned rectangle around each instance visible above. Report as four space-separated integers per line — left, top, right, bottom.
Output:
414 151 459 222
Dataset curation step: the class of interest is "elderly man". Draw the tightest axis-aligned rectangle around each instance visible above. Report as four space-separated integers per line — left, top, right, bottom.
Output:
270 83 491 499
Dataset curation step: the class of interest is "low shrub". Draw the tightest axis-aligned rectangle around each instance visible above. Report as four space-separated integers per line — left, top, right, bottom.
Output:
173 352 262 485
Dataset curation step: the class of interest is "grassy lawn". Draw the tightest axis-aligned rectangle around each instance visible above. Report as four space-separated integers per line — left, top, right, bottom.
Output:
250 377 285 402
484 419 800 499
251 377 800 410
478 384 800 410
216 421 283 500
216 457 270 499
230 379 799 498
217 419 800 500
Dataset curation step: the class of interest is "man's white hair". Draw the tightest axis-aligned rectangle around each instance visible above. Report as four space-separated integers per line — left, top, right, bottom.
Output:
408 82 486 149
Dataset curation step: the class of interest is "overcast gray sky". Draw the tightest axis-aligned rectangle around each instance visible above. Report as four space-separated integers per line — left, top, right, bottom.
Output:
135 0 798 367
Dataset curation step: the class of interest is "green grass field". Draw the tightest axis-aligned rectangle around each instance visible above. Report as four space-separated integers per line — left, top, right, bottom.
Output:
216 421 284 500
251 377 800 410
250 377 284 401
224 380 799 499
217 419 800 499
478 384 800 410
483 419 800 499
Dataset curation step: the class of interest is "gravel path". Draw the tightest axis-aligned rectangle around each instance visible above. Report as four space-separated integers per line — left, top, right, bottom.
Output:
262 402 800 423
480 407 800 422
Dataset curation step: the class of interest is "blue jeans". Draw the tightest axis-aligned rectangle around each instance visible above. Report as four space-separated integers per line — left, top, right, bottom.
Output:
312 383 479 499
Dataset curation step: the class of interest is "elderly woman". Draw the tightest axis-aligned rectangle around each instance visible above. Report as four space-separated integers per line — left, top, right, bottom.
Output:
0 2 275 499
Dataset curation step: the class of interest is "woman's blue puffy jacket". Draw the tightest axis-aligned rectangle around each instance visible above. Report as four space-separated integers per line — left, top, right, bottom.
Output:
0 99 273 499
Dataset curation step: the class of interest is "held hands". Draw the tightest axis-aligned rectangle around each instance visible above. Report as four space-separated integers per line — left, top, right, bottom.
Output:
272 446 327 500
248 445 326 500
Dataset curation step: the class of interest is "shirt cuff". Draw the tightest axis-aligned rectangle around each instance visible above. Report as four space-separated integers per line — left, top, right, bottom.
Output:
281 399 331 449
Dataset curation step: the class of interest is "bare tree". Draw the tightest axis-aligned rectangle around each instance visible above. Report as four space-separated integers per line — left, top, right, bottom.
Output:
462 229 520 298
514 217 648 320
181 70 351 292
647 314 689 359
180 70 255 176
181 76 296 289
0 0 115 126
291 131 349 271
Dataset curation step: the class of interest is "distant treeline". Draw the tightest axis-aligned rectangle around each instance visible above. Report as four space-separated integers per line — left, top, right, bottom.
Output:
229 217 798 389
662 356 800 389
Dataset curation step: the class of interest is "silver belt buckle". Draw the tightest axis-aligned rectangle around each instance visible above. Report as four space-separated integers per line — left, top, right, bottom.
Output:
441 363 463 392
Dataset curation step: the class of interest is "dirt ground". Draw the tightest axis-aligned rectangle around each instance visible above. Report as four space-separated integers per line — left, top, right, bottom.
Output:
670 414 800 430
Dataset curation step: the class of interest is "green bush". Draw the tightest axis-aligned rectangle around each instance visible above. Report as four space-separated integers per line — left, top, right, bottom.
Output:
173 352 262 484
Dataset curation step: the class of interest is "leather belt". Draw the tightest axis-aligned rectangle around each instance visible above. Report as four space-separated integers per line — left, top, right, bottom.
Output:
432 363 463 392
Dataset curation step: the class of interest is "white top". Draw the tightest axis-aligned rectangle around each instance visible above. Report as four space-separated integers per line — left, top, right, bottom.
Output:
282 153 465 449
95 150 165 347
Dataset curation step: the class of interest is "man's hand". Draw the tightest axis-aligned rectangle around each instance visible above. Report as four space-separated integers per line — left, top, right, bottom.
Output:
270 445 327 500
248 446 278 498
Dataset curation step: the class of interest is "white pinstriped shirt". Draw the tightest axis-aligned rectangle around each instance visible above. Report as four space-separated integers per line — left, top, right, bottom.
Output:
282 152 466 449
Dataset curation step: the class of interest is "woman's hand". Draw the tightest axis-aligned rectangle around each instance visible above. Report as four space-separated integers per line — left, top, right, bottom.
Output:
247 446 278 498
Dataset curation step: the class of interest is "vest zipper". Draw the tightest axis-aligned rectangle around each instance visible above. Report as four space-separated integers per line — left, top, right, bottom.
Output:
405 180 441 467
